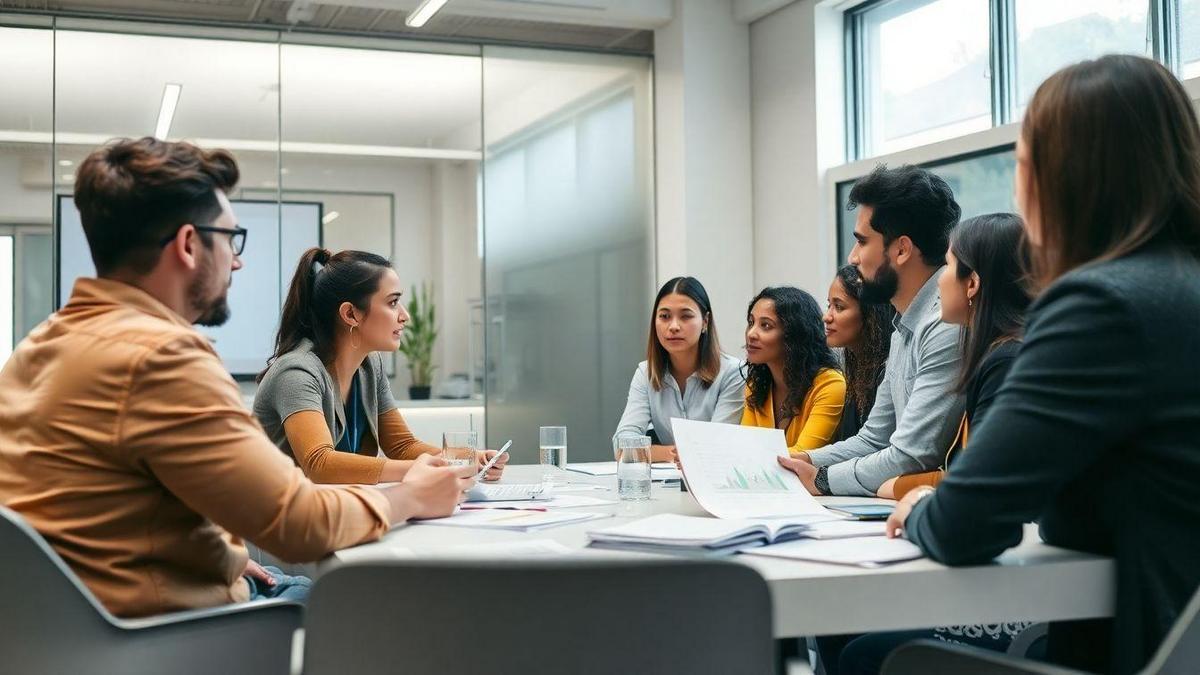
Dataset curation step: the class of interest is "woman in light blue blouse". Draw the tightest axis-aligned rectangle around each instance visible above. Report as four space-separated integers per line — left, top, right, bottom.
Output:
612 277 745 462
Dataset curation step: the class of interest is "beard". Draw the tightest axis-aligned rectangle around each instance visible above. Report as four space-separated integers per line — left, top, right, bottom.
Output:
859 256 900 305
188 252 232 327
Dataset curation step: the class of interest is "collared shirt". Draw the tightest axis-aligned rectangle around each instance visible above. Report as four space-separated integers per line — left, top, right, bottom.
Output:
612 353 745 448
0 278 391 618
806 269 964 496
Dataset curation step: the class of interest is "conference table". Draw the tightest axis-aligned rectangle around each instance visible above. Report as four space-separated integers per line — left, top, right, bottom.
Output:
324 465 1115 638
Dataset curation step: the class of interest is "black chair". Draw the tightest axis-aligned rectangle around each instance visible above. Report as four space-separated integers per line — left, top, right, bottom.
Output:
0 505 303 675
883 584 1200 675
302 558 775 674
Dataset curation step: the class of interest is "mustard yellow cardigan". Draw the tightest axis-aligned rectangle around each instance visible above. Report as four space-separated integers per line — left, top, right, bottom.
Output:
741 368 846 455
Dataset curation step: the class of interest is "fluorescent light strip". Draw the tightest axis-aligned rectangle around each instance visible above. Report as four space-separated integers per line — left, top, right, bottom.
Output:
406 0 451 28
154 83 183 140
0 130 482 161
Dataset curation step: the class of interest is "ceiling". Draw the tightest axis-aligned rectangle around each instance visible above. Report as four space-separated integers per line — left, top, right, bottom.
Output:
0 0 655 52
0 21 647 167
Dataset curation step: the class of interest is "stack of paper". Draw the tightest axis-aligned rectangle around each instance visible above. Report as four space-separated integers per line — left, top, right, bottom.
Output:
416 509 607 532
587 513 831 555
565 461 683 481
463 494 617 510
742 536 924 567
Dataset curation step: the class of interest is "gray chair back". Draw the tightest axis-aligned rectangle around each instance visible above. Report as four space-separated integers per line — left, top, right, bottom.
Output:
0 505 301 675
303 558 774 675
1145 582 1200 674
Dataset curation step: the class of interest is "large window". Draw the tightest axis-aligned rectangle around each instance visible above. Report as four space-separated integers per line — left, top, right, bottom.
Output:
1182 0 1200 78
848 0 1181 159
836 146 1016 264
857 0 992 155
1015 0 1151 109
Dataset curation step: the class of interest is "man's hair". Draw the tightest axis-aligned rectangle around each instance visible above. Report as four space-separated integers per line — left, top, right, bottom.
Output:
847 164 961 266
73 137 239 275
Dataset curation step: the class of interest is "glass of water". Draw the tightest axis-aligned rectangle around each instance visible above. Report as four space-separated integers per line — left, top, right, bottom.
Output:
538 426 568 485
442 431 478 469
616 434 652 501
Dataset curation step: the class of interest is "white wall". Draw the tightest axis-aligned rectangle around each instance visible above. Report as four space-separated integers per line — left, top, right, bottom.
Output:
654 0 755 345
0 153 54 224
749 0 843 300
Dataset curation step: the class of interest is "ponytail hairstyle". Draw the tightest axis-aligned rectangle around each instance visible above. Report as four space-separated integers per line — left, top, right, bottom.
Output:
258 247 393 381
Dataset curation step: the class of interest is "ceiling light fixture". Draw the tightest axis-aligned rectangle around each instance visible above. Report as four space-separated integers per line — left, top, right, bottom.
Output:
405 0 450 28
58 159 73 167
322 211 340 225
154 83 183 140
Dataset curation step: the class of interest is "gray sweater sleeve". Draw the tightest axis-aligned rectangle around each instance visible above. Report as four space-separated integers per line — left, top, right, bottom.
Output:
806 365 896 466
827 321 964 496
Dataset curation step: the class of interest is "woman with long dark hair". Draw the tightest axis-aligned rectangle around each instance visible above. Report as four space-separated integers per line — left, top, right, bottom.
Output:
888 55 1200 674
823 214 1033 675
741 286 846 454
612 277 744 462
254 248 506 484
824 265 896 441
875 213 1031 500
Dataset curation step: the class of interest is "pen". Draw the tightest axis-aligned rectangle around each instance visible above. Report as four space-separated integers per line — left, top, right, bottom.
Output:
461 505 548 512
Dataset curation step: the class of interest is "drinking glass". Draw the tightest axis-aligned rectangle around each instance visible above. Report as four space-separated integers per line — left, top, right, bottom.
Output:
538 426 568 485
442 431 478 469
616 434 652 501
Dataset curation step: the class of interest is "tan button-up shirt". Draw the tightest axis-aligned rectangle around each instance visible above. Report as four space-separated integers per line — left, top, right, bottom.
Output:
0 278 392 618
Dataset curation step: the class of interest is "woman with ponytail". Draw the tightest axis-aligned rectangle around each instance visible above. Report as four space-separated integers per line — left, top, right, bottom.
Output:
254 248 506 484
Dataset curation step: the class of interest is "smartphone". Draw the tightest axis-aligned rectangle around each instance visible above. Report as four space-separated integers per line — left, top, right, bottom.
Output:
828 504 895 521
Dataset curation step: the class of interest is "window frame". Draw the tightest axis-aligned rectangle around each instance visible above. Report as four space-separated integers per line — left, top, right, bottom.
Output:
845 0 1184 161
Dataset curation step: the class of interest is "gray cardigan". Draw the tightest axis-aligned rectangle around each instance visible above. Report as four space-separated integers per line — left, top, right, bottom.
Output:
253 339 397 458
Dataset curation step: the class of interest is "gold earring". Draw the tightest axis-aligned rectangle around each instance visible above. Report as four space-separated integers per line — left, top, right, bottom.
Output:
348 324 361 350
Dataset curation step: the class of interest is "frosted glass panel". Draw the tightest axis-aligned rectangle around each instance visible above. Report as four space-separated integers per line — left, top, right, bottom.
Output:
482 47 654 464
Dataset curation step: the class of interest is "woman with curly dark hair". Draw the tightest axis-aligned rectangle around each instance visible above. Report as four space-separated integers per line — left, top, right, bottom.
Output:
824 265 896 442
741 286 846 455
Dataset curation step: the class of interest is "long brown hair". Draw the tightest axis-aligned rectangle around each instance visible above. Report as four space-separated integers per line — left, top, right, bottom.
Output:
646 277 723 391
744 287 841 417
949 214 1032 392
1023 55 1200 286
257 247 392 382
834 265 895 418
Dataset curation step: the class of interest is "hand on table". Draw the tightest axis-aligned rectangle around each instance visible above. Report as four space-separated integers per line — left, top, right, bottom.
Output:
876 477 897 500
885 487 934 539
404 454 476 519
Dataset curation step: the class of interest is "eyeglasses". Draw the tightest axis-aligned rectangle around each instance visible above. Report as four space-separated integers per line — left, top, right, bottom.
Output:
159 225 248 256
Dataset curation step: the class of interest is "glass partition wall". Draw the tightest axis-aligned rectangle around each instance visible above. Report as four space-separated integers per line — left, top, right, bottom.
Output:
482 47 655 463
0 16 655 460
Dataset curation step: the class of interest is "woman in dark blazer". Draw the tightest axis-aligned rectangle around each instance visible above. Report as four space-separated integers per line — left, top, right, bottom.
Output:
888 54 1200 675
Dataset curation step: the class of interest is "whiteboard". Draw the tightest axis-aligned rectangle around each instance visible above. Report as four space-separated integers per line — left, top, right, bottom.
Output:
56 197 322 377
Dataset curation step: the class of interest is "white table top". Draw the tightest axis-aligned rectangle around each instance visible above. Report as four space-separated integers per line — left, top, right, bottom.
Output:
328 465 1116 637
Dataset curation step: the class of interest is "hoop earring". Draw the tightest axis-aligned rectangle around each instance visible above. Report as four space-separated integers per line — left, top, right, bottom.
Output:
348 324 361 350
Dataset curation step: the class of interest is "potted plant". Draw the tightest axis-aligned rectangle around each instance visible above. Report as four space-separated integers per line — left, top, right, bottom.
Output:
397 282 438 400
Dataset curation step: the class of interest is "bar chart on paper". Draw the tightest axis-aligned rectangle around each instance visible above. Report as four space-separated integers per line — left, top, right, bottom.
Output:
672 419 829 519
718 467 794 493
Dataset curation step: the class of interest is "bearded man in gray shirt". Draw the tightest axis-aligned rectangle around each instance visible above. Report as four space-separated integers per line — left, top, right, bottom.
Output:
781 164 964 497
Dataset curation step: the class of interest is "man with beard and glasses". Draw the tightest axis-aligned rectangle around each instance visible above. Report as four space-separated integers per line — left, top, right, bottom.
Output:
0 138 472 618
778 164 965 498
